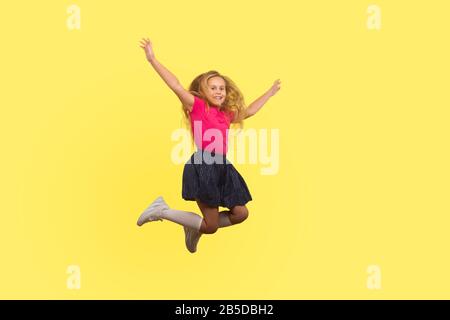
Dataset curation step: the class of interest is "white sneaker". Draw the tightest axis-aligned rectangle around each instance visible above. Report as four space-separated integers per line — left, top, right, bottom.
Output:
183 226 202 253
137 196 169 226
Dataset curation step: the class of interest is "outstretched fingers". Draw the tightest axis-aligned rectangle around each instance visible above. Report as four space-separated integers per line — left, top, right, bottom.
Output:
139 38 151 49
269 79 281 96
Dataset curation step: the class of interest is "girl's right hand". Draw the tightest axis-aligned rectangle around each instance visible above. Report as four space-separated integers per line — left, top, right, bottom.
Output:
139 38 155 62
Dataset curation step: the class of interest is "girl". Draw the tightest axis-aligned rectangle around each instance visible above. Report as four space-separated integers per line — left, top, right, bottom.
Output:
137 37 281 253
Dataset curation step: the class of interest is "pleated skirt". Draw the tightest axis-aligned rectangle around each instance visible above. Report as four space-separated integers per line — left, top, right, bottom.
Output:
182 150 252 208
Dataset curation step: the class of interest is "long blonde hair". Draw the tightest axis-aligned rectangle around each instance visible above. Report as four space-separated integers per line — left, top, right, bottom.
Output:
182 70 246 133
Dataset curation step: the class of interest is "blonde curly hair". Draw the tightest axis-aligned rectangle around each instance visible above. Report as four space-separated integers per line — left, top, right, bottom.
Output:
181 70 247 133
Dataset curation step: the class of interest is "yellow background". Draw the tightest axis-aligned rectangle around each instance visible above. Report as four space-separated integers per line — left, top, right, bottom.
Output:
1 0 449 299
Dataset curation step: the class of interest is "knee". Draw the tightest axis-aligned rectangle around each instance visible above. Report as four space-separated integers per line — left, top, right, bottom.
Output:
233 207 249 223
203 224 219 234
240 208 249 222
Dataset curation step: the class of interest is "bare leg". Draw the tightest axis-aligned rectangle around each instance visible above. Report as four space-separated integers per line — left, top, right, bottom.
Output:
196 200 219 234
218 205 249 228
183 202 249 253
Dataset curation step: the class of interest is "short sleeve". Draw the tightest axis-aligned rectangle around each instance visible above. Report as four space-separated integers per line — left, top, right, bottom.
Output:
190 95 205 116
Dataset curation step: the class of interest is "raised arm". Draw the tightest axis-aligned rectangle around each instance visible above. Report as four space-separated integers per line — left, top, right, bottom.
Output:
139 38 194 112
241 79 281 120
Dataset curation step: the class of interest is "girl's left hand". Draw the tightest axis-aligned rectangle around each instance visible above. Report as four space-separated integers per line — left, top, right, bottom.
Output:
268 79 281 96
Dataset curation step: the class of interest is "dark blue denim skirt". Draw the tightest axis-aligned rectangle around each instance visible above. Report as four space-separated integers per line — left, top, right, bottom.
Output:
182 150 252 208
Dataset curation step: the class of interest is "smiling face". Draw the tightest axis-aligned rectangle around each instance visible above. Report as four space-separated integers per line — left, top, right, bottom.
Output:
205 76 226 106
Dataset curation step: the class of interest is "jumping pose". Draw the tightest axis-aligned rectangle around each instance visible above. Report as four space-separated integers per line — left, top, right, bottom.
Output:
137 38 281 253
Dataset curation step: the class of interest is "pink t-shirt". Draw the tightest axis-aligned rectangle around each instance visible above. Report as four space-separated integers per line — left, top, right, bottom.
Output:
189 95 235 155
